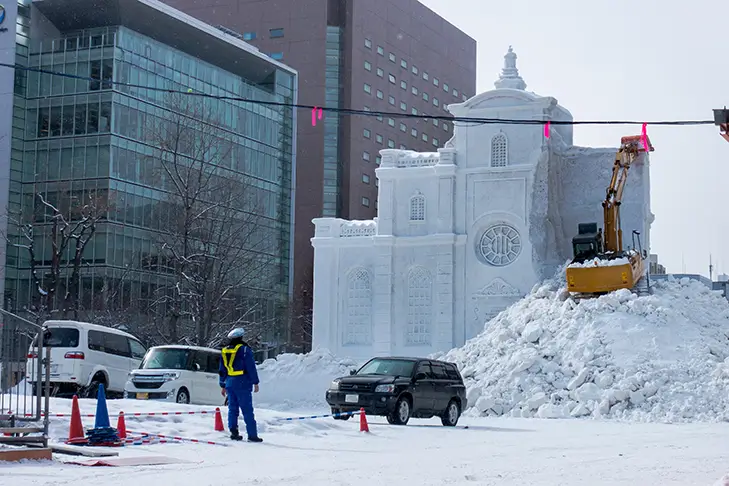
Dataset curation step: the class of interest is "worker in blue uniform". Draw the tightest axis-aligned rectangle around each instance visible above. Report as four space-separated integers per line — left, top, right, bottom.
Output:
219 328 262 442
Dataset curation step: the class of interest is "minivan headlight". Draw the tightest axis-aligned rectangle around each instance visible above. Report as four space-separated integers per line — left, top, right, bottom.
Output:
375 384 395 393
162 372 181 382
330 380 340 390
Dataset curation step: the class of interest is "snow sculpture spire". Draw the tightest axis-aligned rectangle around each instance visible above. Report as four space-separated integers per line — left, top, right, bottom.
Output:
494 46 527 90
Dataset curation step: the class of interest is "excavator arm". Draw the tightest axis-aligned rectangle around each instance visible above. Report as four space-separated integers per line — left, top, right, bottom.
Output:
602 136 653 253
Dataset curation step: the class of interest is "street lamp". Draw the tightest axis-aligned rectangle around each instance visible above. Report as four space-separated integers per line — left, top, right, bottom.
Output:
714 108 729 143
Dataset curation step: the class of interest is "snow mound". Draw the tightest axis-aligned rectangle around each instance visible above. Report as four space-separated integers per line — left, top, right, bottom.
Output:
255 349 361 411
435 275 729 423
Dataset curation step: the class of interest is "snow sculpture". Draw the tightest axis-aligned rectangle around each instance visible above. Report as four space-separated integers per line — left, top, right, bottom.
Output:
310 47 654 358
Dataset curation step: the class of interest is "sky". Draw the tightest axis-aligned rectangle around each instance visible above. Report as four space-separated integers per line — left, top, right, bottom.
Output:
419 0 729 278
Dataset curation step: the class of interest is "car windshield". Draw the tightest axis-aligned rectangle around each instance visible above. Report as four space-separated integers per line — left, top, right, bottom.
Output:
356 359 416 377
31 327 80 348
140 348 189 370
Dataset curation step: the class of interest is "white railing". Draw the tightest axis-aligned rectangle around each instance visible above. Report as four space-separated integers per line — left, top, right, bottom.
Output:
340 221 377 237
395 154 439 168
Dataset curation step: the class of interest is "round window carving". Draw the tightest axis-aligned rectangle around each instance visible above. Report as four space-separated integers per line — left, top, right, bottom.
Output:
478 224 522 266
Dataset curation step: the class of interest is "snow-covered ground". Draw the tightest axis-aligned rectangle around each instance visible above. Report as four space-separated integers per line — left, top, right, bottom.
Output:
2 397 729 485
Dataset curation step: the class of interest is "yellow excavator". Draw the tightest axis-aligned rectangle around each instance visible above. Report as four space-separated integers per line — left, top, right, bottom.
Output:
565 134 653 295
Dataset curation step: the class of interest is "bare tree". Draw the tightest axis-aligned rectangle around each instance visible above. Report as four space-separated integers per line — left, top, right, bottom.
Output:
146 93 282 347
5 189 107 322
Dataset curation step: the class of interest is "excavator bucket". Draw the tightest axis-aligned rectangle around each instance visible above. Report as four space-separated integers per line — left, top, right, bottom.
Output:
566 255 644 294
620 135 654 152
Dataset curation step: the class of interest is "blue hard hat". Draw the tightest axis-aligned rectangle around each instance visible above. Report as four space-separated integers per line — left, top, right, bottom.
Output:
227 328 245 339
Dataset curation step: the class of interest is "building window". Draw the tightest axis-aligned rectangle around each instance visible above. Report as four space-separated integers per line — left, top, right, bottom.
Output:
411 108 418 115
409 193 426 221
491 132 508 167
243 32 256 40
376 155 382 165
376 113 383 121
400 59 407 69
411 86 418 95
363 129 371 139
443 83 449 92
376 90 384 99
362 196 370 207
388 118 396 127
462 94 467 101
270 52 284 60
363 151 371 161
376 134 383 144
388 95 395 105
400 101 407 111
376 68 384 77
388 139 395 148
453 88 459 97
388 74 396 84
362 173 371 184
479 224 522 266
433 77 439 87
399 144 407 150
365 38 372 49
423 71 429 81
432 119 439 127
377 46 384 55
432 138 439 147
389 53 396 63
344 268 372 345
269 28 284 38
406 266 433 345
364 60 372 71
375 178 379 187
400 122 407 132
443 123 449 132
400 80 407 90
364 83 372 94
411 128 417 137
422 92 429 101
422 133 429 142
412 65 418 75
433 98 439 107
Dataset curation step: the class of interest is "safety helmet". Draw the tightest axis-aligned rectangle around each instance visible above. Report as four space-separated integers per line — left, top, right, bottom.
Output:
227 328 245 339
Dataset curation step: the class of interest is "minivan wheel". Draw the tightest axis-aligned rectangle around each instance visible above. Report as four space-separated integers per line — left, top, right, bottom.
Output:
83 380 102 399
388 397 411 425
441 400 460 427
176 388 190 404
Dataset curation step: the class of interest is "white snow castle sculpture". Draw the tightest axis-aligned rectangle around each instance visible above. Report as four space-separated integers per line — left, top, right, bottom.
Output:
310 47 654 358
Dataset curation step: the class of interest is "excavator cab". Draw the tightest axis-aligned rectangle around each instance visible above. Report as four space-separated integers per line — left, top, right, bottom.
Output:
571 223 603 263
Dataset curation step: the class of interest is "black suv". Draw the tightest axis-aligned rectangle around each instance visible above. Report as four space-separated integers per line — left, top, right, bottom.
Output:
325 356 467 426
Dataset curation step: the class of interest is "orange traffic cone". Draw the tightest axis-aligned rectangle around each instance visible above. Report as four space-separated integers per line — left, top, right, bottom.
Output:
214 407 225 432
116 411 127 439
359 407 369 433
66 394 87 445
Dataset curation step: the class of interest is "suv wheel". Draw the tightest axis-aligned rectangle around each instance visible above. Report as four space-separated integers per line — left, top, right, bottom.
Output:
388 397 411 425
176 388 190 404
441 399 460 427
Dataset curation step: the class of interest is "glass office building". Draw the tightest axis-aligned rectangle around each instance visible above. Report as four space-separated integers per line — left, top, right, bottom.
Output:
2 1 297 349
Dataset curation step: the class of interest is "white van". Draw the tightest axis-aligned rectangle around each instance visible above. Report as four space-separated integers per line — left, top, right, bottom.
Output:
124 345 224 405
26 320 147 398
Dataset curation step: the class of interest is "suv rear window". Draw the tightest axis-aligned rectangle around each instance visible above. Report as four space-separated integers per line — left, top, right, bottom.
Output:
33 328 80 348
443 363 462 381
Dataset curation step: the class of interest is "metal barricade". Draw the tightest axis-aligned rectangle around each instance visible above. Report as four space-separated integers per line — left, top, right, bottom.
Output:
0 309 49 448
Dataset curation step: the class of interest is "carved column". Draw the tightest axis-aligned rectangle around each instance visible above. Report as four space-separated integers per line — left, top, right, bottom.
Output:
434 245 455 352
372 237 394 354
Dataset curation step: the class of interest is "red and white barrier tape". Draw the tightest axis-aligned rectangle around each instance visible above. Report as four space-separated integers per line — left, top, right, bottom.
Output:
17 410 219 418
126 429 228 447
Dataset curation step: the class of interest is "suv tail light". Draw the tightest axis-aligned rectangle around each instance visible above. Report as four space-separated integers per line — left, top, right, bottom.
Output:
64 352 85 359
27 352 37 359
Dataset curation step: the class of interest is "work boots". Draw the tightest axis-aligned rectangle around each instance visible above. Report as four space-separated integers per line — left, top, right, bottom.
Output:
230 429 243 441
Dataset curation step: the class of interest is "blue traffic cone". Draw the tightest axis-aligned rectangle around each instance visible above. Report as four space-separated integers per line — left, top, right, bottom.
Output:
94 383 111 429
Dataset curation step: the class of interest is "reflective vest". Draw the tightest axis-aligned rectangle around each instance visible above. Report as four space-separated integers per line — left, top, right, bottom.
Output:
221 344 245 376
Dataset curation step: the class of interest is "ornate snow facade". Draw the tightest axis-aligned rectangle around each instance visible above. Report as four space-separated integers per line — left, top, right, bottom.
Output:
310 47 654 358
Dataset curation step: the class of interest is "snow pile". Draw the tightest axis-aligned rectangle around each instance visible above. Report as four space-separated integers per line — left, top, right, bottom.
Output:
713 474 729 486
255 349 361 411
436 275 729 423
567 256 630 268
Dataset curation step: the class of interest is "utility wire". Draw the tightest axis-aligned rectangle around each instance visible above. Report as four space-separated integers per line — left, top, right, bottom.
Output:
0 62 717 127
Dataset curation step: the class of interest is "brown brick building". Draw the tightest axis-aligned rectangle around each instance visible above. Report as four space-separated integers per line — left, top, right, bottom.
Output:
161 0 477 350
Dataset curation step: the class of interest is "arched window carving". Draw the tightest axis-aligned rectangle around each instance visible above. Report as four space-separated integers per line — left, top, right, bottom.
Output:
343 267 372 345
490 132 508 167
406 266 432 345
409 192 426 222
